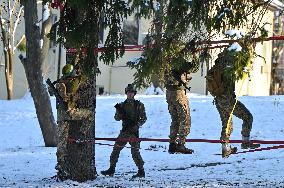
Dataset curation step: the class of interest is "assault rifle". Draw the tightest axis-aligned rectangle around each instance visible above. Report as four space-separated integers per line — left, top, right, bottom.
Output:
46 78 68 110
114 103 136 130
172 70 191 91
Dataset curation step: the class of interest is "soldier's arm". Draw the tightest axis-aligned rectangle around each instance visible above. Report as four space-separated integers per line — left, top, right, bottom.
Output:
137 103 147 127
114 103 123 121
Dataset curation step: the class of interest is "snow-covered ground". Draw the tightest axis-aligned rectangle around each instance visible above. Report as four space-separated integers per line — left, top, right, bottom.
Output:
0 93 284 187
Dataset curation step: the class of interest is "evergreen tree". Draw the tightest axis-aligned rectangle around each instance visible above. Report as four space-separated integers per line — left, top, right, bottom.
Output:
47 0 151 182
127 0 272 88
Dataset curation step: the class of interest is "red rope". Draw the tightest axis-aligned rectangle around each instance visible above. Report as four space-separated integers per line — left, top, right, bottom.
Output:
233 145 284 155
68 137 284 145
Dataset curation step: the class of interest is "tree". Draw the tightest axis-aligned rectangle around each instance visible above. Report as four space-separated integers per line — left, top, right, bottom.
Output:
0 0 24 100
19 0 57 147
47 0 137 182
128 0 273 88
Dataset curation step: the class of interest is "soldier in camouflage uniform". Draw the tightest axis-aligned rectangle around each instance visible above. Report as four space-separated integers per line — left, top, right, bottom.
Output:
209 51 260 158
165 61 198 154
49 64 96 180
101 84 147 178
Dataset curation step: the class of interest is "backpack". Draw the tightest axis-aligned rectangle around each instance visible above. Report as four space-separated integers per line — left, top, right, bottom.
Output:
206 64 225 97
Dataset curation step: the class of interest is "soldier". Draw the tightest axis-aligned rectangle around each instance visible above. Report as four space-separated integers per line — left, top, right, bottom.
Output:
101 84 147 178
165 60 198 154
206 50 260 158
48 63 96 180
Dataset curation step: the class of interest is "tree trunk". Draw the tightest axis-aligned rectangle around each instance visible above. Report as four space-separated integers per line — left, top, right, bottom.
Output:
56 77 97 182
21 0 57 147
1 19 13 100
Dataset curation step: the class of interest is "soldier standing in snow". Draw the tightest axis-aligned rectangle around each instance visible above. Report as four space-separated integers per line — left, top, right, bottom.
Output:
165 60 199 154
206 49 260 158
101 84 147 178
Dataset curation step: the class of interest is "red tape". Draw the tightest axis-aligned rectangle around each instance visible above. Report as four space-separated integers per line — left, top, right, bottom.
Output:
68 137 284 145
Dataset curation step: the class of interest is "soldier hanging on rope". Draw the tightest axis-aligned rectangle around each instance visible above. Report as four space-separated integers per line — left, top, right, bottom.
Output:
206 39 260 158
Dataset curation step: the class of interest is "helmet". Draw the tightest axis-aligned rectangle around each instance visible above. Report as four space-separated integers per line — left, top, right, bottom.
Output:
62 64 74 77
125 84 137 94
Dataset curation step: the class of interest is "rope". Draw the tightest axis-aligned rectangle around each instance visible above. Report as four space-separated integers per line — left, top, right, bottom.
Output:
68 137 284 145
225 73 248 137
233 145 284 155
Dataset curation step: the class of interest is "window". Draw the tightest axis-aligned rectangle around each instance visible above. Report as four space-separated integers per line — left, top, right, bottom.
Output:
122 16 139 45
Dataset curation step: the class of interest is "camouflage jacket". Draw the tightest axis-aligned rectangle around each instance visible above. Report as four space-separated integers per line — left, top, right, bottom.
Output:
114 99 147 133
214 52 236 98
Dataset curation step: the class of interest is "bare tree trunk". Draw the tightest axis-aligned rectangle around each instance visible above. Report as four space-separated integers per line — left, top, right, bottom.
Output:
0 15 13 100
6 48 13 100
21 0 57 147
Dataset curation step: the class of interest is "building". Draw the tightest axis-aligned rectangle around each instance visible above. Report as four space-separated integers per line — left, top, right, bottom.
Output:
1 1 284 99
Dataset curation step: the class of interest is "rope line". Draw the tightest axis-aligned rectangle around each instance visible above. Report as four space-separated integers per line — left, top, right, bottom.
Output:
233 145 284 155
225 74 248 136
68 137 284 145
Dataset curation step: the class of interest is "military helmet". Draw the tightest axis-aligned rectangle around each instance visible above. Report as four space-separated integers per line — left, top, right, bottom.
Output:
62 64 74 77
125 84 137 94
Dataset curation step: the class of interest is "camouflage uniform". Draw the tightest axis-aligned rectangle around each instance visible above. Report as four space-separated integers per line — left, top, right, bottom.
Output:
102 89 147 178
109 99 147 170
165 60 198 146
213 52 253 141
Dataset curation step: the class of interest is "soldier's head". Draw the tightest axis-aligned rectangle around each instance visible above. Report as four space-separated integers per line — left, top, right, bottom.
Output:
62 64 74 78
125 84 137 99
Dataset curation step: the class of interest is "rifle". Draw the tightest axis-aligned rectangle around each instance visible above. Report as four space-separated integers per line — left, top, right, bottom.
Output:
114 103 137 133
172 70 191 91
46 78 68 110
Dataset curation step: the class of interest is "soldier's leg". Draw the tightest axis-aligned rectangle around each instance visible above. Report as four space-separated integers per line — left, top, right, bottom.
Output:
129 138 145 178
102 132 127 176
215 97 233 141
233 101 253 138
233 101 259 149
129 140 144 169
166 91 179 143
171 90 193 154
176 90 191 144
109 132 127 168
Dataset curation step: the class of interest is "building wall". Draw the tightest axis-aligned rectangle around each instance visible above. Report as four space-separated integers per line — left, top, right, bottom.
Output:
1 2 283 99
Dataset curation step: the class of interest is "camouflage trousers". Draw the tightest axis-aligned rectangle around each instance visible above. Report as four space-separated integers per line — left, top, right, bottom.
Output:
166 89 191 144
109 131 144 170
215 95 253 141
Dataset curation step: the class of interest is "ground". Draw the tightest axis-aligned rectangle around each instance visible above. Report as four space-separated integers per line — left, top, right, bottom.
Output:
0 93 284 187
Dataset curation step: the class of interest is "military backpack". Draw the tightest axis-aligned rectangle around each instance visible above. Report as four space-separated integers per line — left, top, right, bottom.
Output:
206 64 225 97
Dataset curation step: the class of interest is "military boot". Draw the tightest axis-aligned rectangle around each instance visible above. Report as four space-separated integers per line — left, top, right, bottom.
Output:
132 168 145 178
174 143 194 154
222 143 237 158
101 167 115 176
241 136 260 149
241 142 260 149
168 143 177 154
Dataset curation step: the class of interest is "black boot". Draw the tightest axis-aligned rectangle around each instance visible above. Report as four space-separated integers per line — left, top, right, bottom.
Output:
101 167 115 176
168 143 177 154
241 142 260 149
132 168 145 178
174 143 194 154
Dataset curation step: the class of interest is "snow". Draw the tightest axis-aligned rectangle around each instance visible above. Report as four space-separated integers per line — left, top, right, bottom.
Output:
42 3 50 23
1 93 284 187
145 84 164 95
227 42 242 52
225 30 245 39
